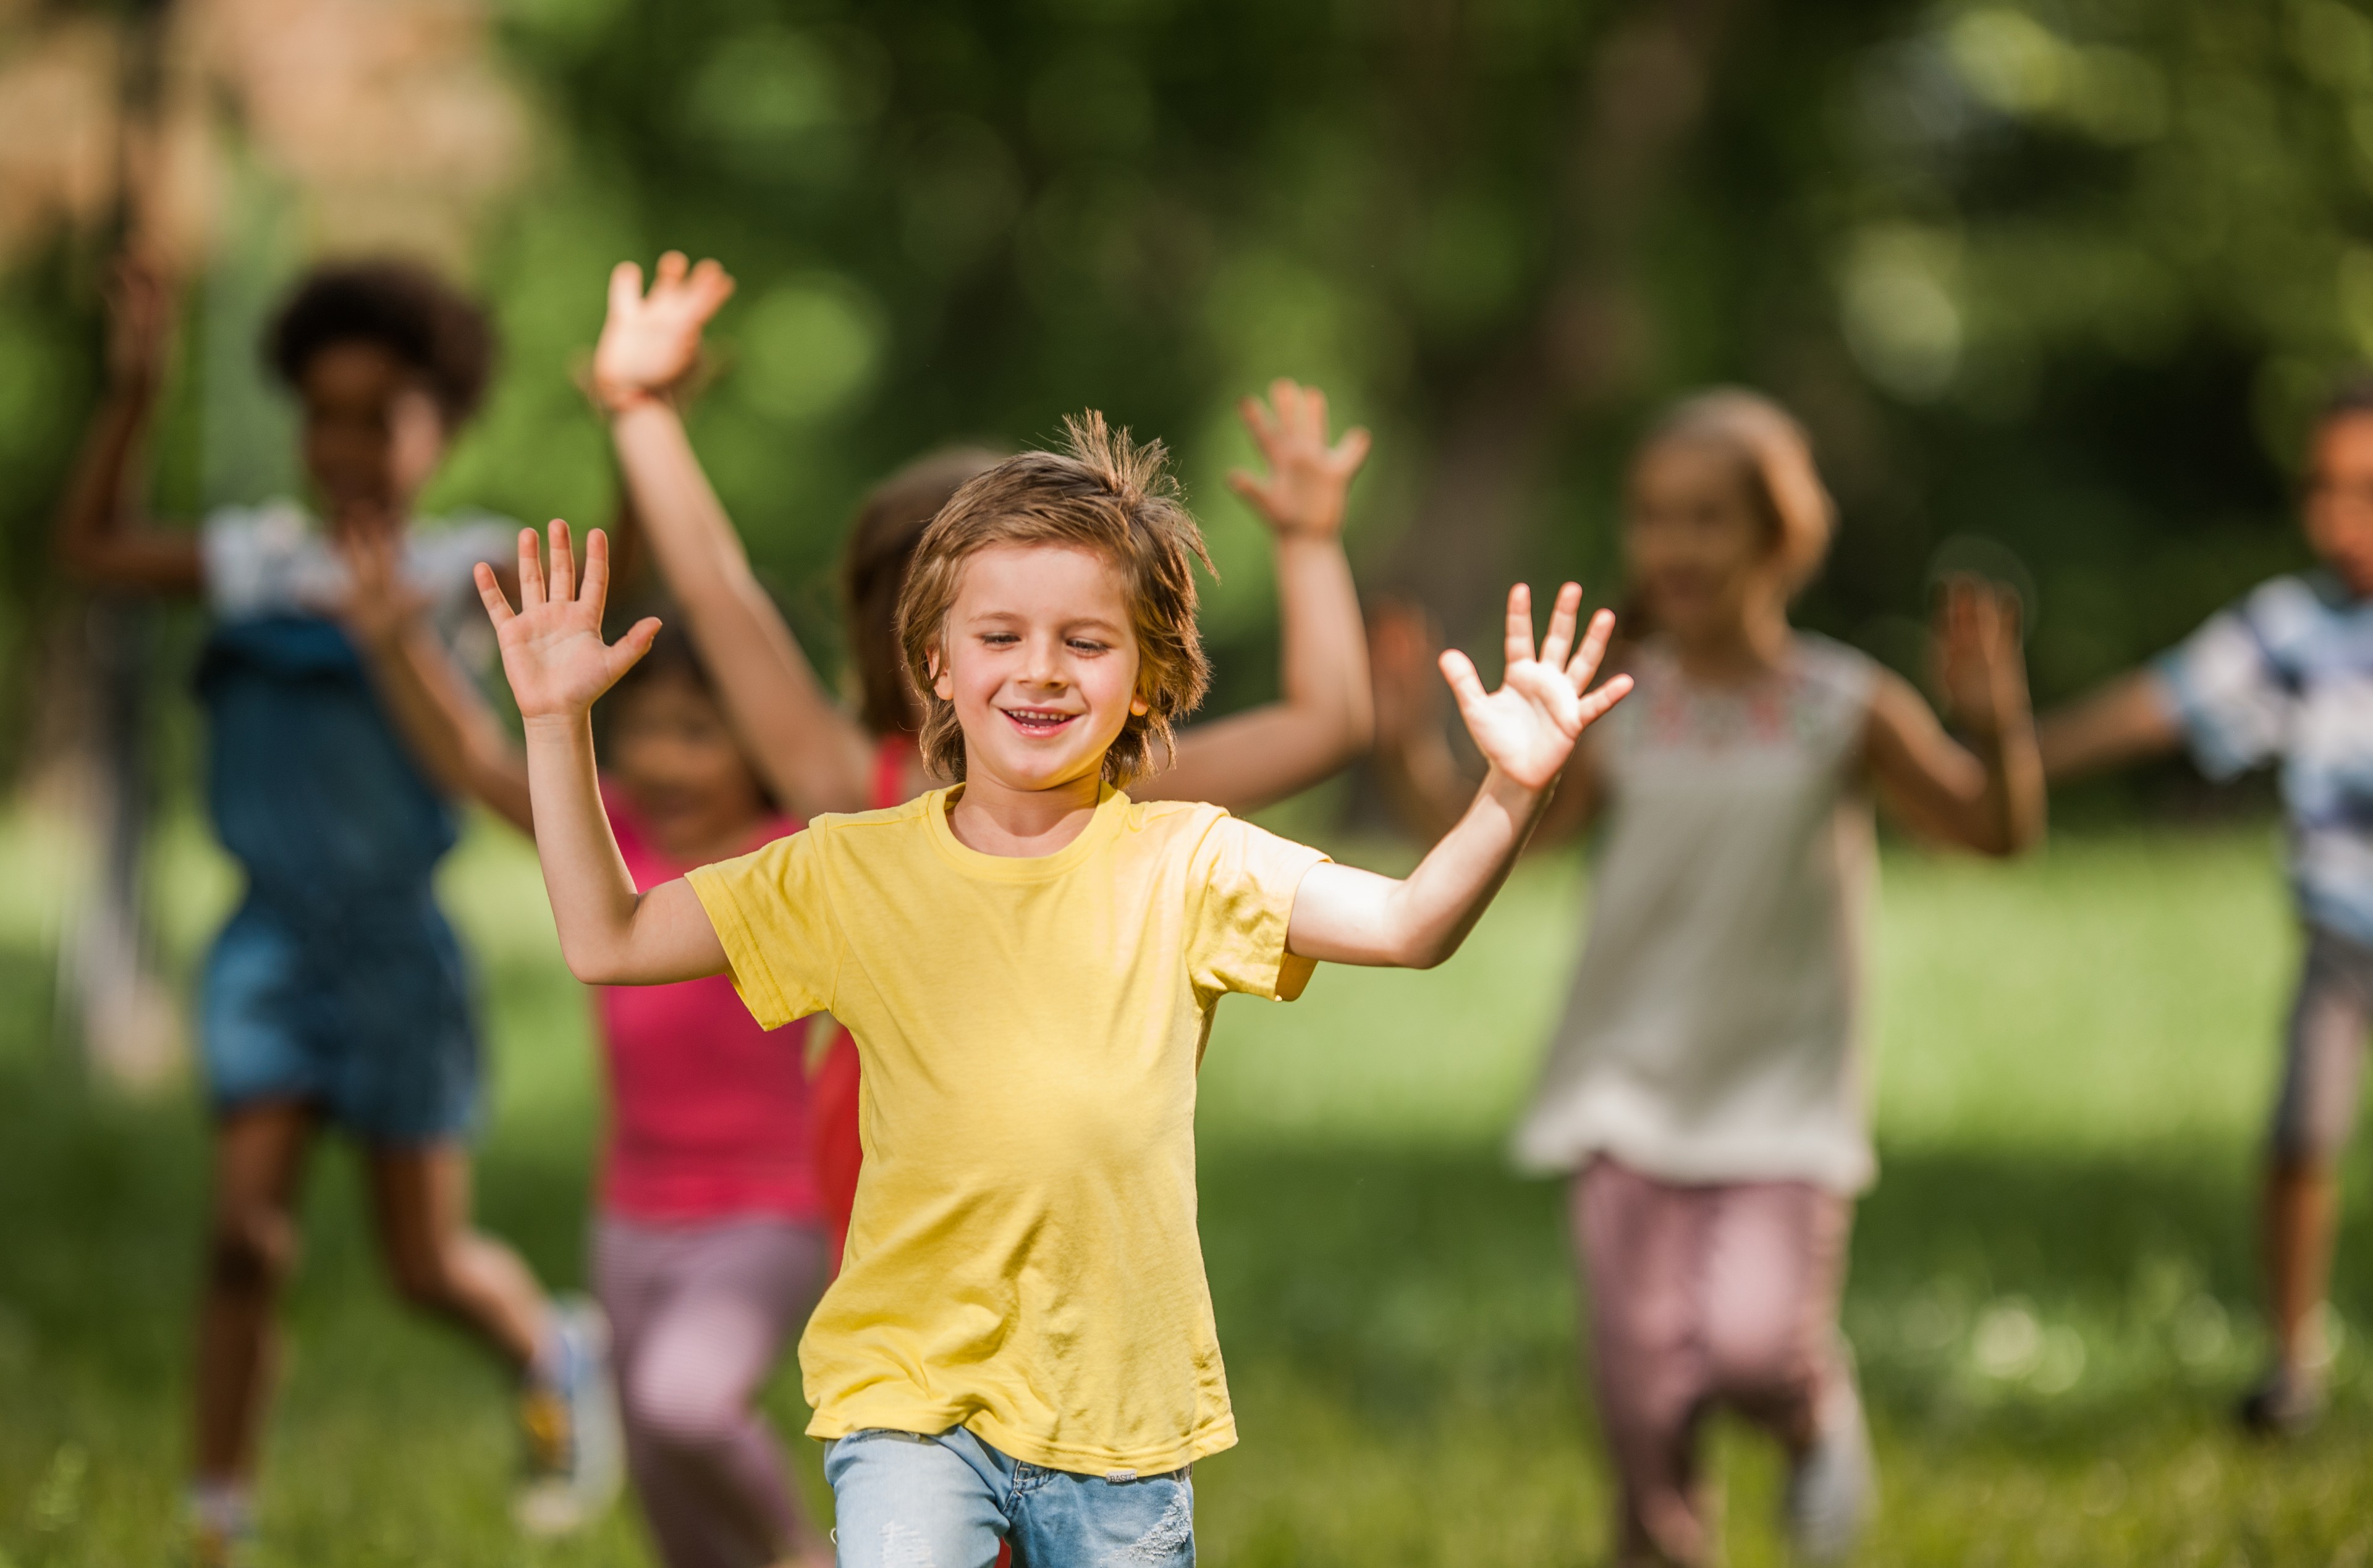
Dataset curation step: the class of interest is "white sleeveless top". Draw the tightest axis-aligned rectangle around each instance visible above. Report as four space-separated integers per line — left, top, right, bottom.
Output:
1513 633 1880 1194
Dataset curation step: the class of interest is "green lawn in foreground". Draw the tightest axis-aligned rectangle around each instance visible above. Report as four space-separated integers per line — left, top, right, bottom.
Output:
0 813 2367 1566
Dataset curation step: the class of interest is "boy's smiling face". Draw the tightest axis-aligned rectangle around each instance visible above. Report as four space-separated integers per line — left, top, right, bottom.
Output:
932 542 1146 795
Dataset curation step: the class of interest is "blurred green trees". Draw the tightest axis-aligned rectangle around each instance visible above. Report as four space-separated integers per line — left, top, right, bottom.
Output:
9 0 2373 761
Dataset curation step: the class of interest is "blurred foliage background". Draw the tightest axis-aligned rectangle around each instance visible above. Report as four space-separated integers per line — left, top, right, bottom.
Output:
5 0 2373 777
11 6 2373 1556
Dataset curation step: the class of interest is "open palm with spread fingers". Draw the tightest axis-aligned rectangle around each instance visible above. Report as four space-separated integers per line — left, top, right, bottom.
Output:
476 522 660 723
1933 574 2030 740
1442 583 1632 792
592 251 736 402
1226 379 1371 538
1280 584 1630 971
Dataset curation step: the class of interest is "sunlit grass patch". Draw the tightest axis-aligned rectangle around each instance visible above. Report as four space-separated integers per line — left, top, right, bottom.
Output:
1 817 2369 1564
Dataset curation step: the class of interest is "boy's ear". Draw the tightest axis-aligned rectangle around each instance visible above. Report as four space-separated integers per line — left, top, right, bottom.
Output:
929 647 954 702
1129 696 1151 716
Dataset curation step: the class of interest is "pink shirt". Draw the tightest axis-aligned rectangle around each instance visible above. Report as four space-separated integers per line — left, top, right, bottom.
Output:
598 788 819 1223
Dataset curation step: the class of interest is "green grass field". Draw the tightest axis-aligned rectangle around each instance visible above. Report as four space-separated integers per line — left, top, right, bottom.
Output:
2 814 2369 1566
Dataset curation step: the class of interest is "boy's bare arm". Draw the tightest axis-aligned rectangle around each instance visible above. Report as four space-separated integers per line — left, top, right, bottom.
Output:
1287 586 1630 969
478 521 727 985
2034 669 2183 781
55 258 203 595
1143 381 1374 812
1865 578 2044 857
594 256 875 817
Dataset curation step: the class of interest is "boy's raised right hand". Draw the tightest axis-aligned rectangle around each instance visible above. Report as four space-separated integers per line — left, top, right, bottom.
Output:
476 521 660 723
590 252 736 410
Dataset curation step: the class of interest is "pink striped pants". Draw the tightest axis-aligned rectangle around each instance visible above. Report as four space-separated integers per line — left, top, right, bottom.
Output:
594 1215 827 1568
1571 1157 1853 1566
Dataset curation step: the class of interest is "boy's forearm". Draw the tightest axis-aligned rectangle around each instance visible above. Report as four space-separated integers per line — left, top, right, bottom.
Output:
522 714 659 980
1390 770 1542 963
605 400 873 814
1292 770 1542 969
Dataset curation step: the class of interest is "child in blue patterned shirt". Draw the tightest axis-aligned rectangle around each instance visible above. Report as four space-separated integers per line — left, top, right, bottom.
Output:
2041 376 2373 1435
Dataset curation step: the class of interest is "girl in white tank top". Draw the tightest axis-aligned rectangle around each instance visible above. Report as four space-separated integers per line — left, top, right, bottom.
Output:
1374 389 2043 1566
1517 631 1883 1192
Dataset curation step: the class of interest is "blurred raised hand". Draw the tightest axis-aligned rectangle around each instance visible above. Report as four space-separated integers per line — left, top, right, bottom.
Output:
1368 597 1444 753
1227 379 1371 539
1439 584 1631 793
476 521 659 722
591 251 736 407
106 253 177 395
332 515 429 651
1933 575 2031 740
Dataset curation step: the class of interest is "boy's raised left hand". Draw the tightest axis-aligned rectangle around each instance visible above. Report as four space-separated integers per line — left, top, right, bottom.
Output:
1440 584 1631 793
1227 379 1371 539
476 521 660 722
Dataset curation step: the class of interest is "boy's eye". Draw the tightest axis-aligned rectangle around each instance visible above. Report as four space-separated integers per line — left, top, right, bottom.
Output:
980 632 1020 646
1067 638 1109 654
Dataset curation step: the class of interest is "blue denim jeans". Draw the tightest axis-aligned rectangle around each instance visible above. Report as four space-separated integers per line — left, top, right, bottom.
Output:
824 1427 1194 1567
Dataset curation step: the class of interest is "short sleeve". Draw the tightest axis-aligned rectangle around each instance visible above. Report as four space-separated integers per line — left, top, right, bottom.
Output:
687 832 843 1030
2155 601 2290 780
201 501 329 618
407 513 515 599
1183 814 1330 1006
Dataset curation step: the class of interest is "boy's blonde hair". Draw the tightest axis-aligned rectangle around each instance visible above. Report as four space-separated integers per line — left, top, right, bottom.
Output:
1644 388 1836 591
895 411 1214 786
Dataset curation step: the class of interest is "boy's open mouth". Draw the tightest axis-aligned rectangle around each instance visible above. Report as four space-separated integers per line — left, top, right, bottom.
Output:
1000 706 1080 737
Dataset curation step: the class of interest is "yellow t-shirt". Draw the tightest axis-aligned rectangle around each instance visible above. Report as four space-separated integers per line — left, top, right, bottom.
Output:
687 784 1328 1475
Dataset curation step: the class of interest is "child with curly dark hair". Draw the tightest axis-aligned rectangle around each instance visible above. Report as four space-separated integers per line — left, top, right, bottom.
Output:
56 255 620 1564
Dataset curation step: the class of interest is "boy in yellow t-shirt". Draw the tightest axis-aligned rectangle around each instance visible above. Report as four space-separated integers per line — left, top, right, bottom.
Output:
473 413 1632 1566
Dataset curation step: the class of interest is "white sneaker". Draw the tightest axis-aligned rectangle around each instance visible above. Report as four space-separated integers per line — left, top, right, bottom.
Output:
2237 1361 2324 1438
1784 1344 1875 1564
514 1296 624 1536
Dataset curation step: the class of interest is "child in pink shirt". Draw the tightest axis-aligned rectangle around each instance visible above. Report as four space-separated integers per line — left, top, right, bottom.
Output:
349 587 831 1568
599 781 814 1224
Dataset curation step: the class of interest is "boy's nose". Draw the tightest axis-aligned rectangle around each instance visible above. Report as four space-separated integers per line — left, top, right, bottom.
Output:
1022 639 1067 685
